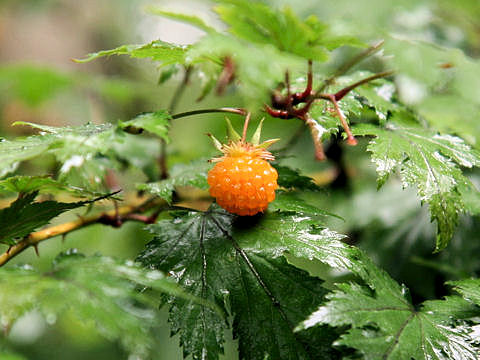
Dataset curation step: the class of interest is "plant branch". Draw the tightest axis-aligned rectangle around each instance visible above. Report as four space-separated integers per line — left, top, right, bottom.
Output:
0 196 165 267
159 66 193 180
321 94 357 145
317 40 385 93
329 70 394 101
172 107 247 119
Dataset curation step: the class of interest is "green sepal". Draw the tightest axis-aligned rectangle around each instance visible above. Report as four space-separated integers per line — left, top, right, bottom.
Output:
207 133 223 151
225 117 241 141
257 138 280 149
250 118 264 145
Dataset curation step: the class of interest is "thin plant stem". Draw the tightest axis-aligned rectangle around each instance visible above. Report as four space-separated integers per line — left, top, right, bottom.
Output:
172 107 247 119
241 112 251 142
159 66 192 179
317 40 385 93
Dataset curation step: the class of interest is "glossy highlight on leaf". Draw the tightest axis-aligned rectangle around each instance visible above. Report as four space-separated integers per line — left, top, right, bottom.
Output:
138 194 349 359
354 115 480 252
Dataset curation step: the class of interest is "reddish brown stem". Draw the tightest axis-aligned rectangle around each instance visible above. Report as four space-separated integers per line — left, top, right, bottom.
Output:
333 70 394 101
324 94 357 145
293 59 313 103
264 104 292 119
303 113 326 161
216 56 235 95
241 112 251 142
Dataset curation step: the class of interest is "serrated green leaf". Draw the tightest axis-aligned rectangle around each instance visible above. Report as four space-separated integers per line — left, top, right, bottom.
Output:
298 250 479 360
75 40 188 66
0 252 183 357
146 7 217 34
0 191 110 246
137 160 212 203
119 111 170 141
138 194 349 359
354 115 480 251
6 122 124 190
0 175 100 198
447 278 480 305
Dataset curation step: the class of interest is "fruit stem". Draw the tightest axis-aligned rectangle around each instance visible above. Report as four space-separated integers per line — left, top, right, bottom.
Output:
241 112 251 142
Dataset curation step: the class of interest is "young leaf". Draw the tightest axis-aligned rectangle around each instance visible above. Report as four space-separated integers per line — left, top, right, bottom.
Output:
75 40 189 66
354 114 480 251
146 7 217 34
298 250 480 360
119 111 171 141
138 195 349 359
0 252 183 357
137 159 212 203
214 0 361 61
0 191 113 246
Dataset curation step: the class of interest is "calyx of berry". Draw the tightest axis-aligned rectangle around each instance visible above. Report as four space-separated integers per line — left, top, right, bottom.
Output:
208 118 280 162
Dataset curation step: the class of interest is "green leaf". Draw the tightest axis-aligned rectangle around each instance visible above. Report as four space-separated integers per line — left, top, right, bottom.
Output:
273 164 321 191
214 0 361 61
188 33 304 106
0 191 110 246
146 6 217 33
298 250 479 360
119 111 170 141
0 134 52 178
308 71 391 142
447 278 480 306
6 122 123 190
137 159 212 203
0 175 100 198
385 37 480 146
75 40 188 66
138 194 349 359
0 251 183 357
0 65 72 107
354 115 480 251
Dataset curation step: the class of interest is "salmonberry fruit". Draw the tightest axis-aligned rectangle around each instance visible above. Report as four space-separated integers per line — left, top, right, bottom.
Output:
207 119 279 216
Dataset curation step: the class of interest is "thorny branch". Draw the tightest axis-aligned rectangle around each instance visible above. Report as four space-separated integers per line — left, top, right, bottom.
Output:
0 196 166 267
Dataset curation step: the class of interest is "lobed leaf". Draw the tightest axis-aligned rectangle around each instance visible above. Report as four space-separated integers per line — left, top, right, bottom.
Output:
354 114 480 251
75 40 189 65
214 0 362 61
298 250 480 360
138 194 350 359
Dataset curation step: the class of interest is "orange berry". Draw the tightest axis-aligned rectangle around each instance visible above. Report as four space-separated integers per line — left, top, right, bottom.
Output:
208 142 278 216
